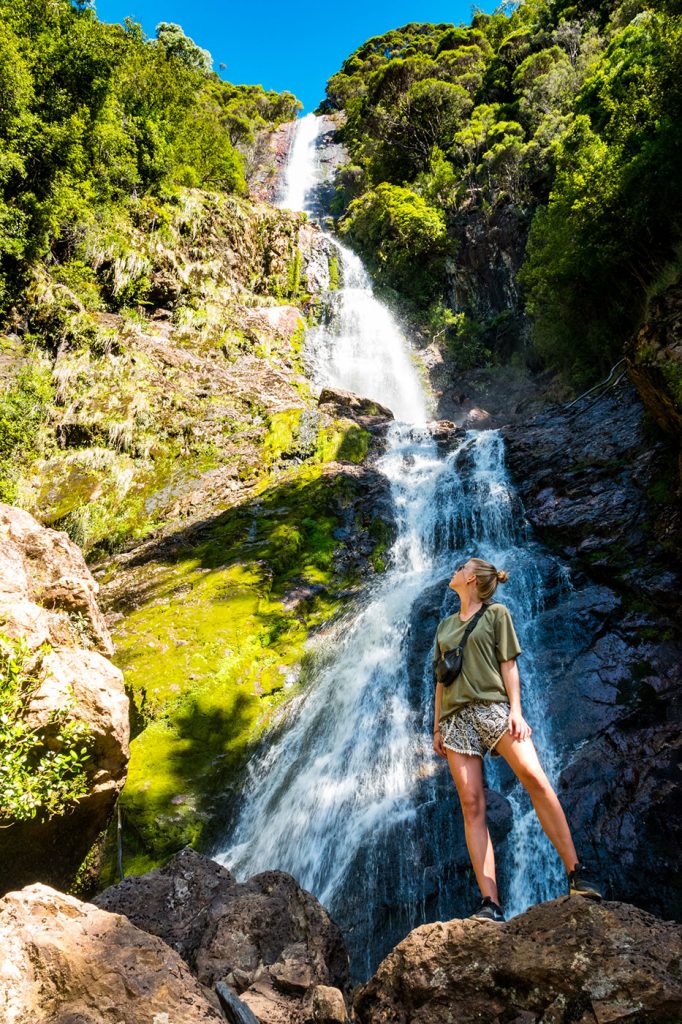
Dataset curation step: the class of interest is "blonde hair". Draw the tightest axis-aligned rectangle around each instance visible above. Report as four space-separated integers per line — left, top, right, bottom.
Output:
468 557 508 601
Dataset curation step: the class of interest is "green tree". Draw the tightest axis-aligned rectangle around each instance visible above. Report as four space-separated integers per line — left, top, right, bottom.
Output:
339 182 450 301
155 22 213 75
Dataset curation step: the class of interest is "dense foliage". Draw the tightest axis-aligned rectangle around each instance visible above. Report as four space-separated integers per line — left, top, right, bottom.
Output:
0 634 93 822
324 0 682 381
0 0 300 316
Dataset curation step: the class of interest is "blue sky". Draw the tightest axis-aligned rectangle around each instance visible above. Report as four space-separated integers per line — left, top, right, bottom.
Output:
94 0 499 112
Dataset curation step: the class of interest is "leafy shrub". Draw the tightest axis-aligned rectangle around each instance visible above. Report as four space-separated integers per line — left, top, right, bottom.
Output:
339 183 450 302
0 634 93 822
0 363 52 502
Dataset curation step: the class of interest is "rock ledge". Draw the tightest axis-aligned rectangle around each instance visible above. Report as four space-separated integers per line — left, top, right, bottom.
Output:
354 897 682 1024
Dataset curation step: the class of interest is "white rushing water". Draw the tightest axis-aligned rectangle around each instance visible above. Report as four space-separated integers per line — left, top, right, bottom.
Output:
277 111 321 213
216 114 568 976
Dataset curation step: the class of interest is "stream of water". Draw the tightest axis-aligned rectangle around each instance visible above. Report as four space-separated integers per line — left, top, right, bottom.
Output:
215 112 570 979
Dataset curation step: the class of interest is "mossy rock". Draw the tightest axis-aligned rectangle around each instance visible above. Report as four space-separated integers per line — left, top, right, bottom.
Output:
105 459 394 875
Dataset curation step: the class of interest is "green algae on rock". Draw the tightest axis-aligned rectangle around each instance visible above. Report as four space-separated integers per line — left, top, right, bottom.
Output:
99 456 395 875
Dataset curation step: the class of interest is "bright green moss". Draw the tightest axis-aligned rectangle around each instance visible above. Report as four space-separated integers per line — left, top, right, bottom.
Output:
315 419 371 464
108 459 385 873
263 407 305 462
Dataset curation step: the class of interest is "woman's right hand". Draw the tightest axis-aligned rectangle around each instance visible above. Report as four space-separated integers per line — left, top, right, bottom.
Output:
433 729 447 759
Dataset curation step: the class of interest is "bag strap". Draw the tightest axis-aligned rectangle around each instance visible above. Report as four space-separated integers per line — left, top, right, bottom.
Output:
458 600 495 650
435 600 496 663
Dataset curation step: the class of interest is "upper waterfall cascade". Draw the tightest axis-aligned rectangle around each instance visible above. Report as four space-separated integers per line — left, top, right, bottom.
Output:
215 114 572 979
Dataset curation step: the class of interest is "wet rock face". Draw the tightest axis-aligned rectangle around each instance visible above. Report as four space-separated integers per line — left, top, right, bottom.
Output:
502 379 681 608
354 898 682 1024
0 883 223 1024
502 381 682 922
0 504 129 895
95 848 351 1024
249 114 348 218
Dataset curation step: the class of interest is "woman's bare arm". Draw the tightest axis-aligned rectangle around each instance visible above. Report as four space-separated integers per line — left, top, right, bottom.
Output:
499 658 532 741
433 682 447 758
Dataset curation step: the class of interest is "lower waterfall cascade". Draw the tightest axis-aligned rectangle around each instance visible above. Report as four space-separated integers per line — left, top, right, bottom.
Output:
214 113 582 979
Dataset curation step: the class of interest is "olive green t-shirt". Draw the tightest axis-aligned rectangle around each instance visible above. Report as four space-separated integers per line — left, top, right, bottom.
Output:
433 603 522 722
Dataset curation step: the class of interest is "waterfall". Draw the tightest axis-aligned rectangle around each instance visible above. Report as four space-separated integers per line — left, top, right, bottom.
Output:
277 112 322 213
215 115 570 979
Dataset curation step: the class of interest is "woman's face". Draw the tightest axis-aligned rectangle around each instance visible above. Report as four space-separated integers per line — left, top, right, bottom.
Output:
449 560 472 591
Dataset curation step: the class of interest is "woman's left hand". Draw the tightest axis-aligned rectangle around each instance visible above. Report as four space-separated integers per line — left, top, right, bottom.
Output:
508 709 532 742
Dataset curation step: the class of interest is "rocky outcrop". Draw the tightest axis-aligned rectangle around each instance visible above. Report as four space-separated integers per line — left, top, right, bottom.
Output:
246 120 298 204
0 503 114 656
354 898 682 1024
625 277 682 481
0 883 223 1023
94 848 350 1024
0 504 129 894
318 387 394 427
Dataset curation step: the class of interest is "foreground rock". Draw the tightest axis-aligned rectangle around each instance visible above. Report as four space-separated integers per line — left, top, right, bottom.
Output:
0 504 129 895
95 848 350 1024
354 898 682 1024
0 883 223 1023
318 387 394 427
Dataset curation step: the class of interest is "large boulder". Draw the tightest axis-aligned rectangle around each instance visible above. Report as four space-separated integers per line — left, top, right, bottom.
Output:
354 898 682 1024
0 504 129 893
317 387 394 427
0 883 223 1023
95 848 351 1024
0 502 114 656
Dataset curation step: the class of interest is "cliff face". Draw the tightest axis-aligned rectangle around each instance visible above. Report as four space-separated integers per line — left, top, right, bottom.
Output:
1 185 396 882
503 380 682 920
445 198 531 358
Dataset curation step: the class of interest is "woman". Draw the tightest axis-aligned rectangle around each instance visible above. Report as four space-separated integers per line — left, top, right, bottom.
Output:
433 557 602 922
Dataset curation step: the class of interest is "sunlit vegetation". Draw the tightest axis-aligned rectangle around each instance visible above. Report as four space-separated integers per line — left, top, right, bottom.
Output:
0 0 300 316
0 634 93 822
323 0 682 382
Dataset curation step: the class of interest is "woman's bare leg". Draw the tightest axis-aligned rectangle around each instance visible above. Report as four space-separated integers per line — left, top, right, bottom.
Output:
446 749 499 902
495 732 578 872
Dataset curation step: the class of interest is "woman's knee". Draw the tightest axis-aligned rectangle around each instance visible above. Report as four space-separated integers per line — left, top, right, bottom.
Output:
457 787 486 821
518 765 553 799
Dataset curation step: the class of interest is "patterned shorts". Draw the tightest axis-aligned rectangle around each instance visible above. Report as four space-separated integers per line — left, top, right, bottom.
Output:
440 700 510 759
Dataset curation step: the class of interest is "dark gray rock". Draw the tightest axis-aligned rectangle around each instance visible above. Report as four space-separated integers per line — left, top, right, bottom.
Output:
95 849 351 1024
502 379 681 612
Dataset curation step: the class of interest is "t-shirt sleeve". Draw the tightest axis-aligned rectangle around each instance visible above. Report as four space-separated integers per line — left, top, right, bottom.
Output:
432 629 441 682
494 605 522 662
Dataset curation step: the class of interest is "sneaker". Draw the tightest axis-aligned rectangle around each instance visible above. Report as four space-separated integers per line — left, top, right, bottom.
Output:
568 862 603 900
470 896 505 923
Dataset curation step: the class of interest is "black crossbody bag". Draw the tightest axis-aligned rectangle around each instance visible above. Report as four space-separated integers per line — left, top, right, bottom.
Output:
435 602 494 687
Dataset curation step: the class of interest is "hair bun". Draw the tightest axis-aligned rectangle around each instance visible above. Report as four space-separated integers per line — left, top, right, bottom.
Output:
496 569 508 583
